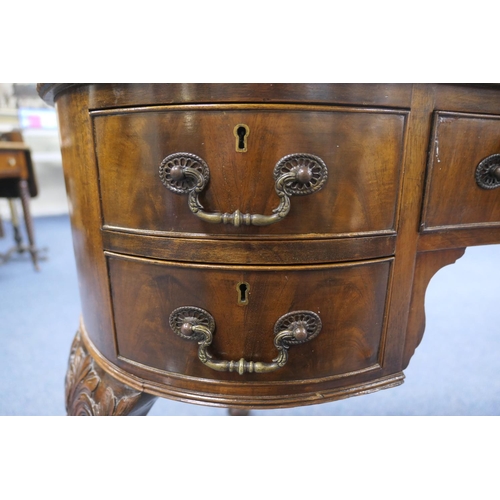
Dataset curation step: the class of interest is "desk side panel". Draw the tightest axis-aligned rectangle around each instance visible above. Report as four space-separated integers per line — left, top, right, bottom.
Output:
56 88 117 362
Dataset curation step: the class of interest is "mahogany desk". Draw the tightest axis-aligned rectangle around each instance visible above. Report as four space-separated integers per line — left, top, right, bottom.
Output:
38 84 500 416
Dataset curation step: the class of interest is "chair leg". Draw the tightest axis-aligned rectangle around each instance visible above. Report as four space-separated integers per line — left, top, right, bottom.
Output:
66 329 158 416
18 179 39 270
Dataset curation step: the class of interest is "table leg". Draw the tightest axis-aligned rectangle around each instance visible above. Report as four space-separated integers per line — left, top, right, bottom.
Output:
18 179 39 270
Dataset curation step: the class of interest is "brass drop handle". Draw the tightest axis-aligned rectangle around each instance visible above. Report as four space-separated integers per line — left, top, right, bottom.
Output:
169 307 322 375
159 152 328 227
476 154 500 189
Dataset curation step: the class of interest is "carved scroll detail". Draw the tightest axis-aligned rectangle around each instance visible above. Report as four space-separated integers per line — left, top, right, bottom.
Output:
402 248 466 369
65 329 153 416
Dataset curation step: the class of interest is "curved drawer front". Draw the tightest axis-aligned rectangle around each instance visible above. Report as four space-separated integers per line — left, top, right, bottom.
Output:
422 111 500 231
94 106 406 239
106 253 393 383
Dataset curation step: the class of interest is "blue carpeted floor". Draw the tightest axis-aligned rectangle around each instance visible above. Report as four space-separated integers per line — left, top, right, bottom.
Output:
0 214 499 416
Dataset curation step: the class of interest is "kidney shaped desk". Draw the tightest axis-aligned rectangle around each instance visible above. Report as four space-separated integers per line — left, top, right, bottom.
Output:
37 83 500 416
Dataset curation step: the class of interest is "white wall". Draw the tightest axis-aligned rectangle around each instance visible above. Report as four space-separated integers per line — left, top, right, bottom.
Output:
0 84 68 219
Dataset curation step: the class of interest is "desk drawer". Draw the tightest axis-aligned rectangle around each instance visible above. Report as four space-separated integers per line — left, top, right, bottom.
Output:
94 106 406 239
422 111 500 231
107 253 392 383
0 150 27 179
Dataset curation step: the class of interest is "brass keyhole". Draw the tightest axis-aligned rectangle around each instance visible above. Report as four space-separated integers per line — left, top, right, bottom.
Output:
237 282 250 305
234 124 249 152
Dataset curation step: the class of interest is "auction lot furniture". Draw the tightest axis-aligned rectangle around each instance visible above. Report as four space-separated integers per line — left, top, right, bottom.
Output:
38 84 500 416
0 133 40 270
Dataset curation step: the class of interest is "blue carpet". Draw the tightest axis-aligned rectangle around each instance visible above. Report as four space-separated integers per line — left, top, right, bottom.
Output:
0 215 498 415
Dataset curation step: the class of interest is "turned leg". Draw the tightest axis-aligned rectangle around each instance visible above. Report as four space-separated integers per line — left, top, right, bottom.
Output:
65 329 157 416
18 179 39 270
227 408 250 416
8 198 23 250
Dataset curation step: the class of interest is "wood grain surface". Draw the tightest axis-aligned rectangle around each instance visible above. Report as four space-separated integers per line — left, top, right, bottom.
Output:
94 105 406 238
40 84 500 411
422 111 500 230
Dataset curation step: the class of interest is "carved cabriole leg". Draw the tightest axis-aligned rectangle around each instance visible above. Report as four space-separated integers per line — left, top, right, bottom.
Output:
8 198 23 250
402 248 466 369
65 329 157 416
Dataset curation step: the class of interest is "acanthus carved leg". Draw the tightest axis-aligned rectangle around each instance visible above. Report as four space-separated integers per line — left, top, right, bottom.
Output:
65 329 157 416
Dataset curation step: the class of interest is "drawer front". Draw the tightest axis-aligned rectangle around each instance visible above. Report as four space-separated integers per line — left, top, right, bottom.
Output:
0 150 27 179
107 253 392 383
422 111 500 231
94 106 406 239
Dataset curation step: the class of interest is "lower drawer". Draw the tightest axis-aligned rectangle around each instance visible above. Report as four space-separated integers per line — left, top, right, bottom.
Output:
106 253 393 383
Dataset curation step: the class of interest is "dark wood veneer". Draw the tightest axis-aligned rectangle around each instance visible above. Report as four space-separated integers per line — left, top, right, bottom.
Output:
106 253 392 383
38 84 500 415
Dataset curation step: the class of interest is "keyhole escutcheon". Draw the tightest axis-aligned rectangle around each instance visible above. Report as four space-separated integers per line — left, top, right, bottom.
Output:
237 282 250 305
234 124 250 152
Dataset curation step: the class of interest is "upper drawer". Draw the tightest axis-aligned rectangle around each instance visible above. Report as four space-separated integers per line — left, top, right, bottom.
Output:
422 111 500 231
93 105 407 239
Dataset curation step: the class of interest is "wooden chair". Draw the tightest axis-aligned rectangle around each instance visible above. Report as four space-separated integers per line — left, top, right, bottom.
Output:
0 130 41 270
